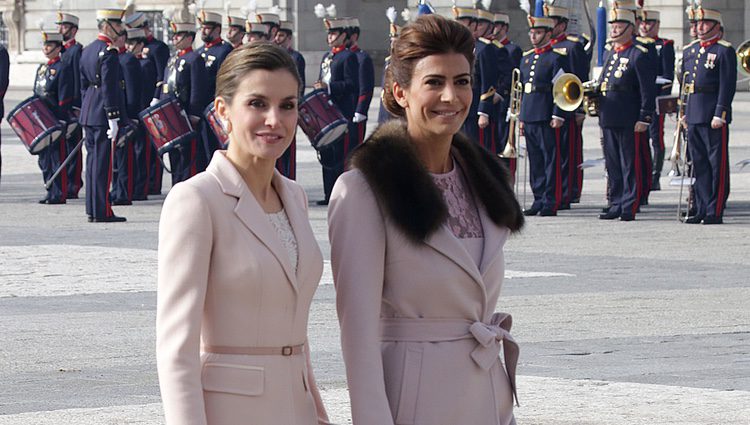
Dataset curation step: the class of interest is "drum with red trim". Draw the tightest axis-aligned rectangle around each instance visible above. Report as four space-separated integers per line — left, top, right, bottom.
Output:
203 103 229 148
298 89 348 151
6 96 65 154
138 96 195 155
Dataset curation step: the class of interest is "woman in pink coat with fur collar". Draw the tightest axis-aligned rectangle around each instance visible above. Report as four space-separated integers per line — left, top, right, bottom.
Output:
328 15 524 425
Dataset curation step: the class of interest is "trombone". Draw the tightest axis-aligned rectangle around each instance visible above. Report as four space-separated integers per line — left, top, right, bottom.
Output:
501 68 524 202
669 71 694 222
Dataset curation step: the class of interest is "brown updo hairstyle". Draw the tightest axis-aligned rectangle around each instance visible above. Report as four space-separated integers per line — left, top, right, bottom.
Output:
216 42 302 106
383 14 475 117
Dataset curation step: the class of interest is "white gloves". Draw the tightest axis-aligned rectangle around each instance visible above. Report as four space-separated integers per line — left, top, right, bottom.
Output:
353 112 367 123
150 98 160 107
107 118 119 141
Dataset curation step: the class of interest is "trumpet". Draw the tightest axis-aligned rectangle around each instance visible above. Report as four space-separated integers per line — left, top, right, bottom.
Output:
501 68 522 159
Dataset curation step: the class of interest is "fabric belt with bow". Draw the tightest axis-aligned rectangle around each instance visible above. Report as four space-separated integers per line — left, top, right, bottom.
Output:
380 312 519 405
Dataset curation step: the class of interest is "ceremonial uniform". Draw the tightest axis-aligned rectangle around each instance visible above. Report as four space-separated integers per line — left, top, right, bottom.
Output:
318 41 359 203
0 45 8 183
519 43 569 215
597 39 656 220
133 48 158 200
197 31 233 163
144 35 170 194
633 36 658 204
80 22 131 221
463 37 505 152
681 30 735 223
649 36 675 188
275 46 306 180
60 37 84 198
110 48 142 205
492 35 522 175
35 53 75 204
158 45 210 184
350 44 374 146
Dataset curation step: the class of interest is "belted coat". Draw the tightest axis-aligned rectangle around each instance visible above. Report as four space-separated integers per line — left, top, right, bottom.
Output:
329 122 523 425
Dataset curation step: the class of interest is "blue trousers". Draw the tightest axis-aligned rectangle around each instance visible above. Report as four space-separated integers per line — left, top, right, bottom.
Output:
111 137 134 203
83 126 114 219
602 127 645 217
65 125 84 197
649 112 666 177
275 135 297 180
524 121 562 211
132 127 150 200
168 135 201 186
39 138 68 202
687 124 730 218
320 122 358 201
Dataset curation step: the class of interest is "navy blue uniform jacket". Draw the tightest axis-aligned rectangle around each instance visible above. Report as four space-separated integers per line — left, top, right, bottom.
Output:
682 38 736 124
158 48 210 117
350 46 375 117
197 39 233 97
654 37 675 96
597 41 656 128
61 40 83 108
289 49 306 96
144 36 170 89
119 50 143 119
319 48 359 120
519 45 569 122
79 37 129 126
34 56 75 121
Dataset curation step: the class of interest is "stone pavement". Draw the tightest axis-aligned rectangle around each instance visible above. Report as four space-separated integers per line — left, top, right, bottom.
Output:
1 90 749 424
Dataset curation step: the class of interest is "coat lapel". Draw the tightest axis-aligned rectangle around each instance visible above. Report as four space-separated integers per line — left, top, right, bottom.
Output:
209 153 298 293
272 172 309 286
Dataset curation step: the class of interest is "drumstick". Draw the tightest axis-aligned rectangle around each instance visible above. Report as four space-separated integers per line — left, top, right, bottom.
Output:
45 137 85 190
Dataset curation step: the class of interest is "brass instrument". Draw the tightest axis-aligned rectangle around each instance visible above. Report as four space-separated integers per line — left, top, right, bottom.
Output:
737 39 750 77
669 71 694 222
552 73 584 111
582 80 601 117
501 68 522 160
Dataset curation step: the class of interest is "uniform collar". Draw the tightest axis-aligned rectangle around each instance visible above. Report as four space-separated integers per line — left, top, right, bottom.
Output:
331 44 346 55
614 40 633 53
97 34 114 45
46 55 61 66
178 47 193 57
203 38 222 49
63 38 77 49
497 36 510 46
147 35 155 43
136 53 144 59
551 33 567 45
118 46 126 54
349 44 360 53
534 42 552 54
700 35 720 48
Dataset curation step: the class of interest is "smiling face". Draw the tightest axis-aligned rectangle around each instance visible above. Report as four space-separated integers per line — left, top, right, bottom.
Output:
393 53 472 143
609 21 632 43
216 69 299 162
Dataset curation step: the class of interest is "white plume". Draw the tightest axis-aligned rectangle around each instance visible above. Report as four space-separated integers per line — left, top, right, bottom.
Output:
694 0 702 5
269 5 281 15
386 6 397 23
326 4 337 18
481 0 491 10
188 3 197 16
401 8 411 22
314 3 326 18
224 1 231 15
37 18 45 31
163 6 176 21
54 0 64 10
519 0 530 15
240 0 257 18
124 0 135 9
546 0 556 5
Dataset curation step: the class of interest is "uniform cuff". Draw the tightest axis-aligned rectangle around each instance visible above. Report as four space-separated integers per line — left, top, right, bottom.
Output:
105 108 120 120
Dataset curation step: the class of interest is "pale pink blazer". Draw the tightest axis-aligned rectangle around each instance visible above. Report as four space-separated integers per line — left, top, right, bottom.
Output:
329 170 518 425
157 152 329 425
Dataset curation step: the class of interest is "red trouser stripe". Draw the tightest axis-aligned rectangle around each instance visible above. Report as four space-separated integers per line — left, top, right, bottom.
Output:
127 141 134 201
143 138 151 196
568 120 575 203
190 139 197 177
632 132 642 216
554 127 562 210
716 125 728 216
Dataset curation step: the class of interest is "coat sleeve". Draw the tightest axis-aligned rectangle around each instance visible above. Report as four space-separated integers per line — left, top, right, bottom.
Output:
477 44 500 116
190 55 210 117
635 50 657 123
328 170 395 425
156 182 213 425
355 53 375 116
101 49 123 120
495 46 512 101
57 62 75 117
124 57 143 119
329 54 358 99
715 46 737 121
661 42 675 82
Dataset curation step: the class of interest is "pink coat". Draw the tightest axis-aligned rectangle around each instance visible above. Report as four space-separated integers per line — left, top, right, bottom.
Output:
157 152 330 425
329 169 518 425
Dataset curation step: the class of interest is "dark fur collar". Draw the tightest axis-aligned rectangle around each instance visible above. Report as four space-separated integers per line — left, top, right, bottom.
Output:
350 121 523 243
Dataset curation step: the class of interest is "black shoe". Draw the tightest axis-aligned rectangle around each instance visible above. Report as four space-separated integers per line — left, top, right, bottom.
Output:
540 208 557 216
640 199 649 206
523 205 541 216
571 198 581 204
558 203 571 211
112 199 133 206
91 215 127 223
87 215 93 222
651 177 661 191
601 206 612 213
620 214 635 222
684 215 704 224
47 199 66 205
599 210 620 220
702 215 723 225
315 199 329 206
132 196 148 201
39 198 49 204
67 193 79 199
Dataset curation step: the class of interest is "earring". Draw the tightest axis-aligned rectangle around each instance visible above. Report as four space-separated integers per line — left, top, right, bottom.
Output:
222 119 232 134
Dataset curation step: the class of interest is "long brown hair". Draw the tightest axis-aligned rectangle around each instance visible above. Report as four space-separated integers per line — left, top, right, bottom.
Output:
382 15 474 117
216 42 301 106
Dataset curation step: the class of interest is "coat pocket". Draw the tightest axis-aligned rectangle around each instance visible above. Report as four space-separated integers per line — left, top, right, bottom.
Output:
394 346 424 425
202 362 265 397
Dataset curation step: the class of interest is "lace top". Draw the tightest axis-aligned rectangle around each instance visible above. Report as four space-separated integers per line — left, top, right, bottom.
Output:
266 209 298 272
431 159 484 265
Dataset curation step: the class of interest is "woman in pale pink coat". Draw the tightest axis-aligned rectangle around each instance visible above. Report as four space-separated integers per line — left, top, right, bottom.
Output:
157 43 330 425
328 15 524 425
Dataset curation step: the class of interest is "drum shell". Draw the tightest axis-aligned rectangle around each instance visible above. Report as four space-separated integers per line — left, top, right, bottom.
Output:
6 96 65 154
298 89 348 151
203 103 229 149
138 96 195 155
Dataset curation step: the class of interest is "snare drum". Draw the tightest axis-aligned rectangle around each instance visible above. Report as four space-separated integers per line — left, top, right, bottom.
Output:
298 89 348 151
138 96 195 155
6 96 65 154
203 103 229 148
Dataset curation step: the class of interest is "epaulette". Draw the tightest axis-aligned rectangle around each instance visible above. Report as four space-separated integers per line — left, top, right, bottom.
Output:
605 42 612 51
635 45 648 53
566 35 580 43
684 39 700 50
581 33 591 42
492 40 502 49
523 49 535 56
553 48 567 56
636 36 655 44
479 37 492 45
718 40 732 48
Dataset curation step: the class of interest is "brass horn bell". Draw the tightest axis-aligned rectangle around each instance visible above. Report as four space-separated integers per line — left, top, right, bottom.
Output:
553 73 584 112
737 39 750 77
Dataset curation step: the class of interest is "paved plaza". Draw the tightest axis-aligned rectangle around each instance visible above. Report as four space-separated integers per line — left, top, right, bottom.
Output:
1 89 749 424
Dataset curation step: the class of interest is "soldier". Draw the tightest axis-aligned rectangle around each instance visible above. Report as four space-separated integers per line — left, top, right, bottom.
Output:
518 15 569 217
246 22 270 43
256 12 281 42
313 16 358 205
545 3 589 208
125 28 158 201
226 15 247 49
125 11 169 195
453 6 506 154
35 31 75 205
0 43 8 184
79 9 130 222
491 13 521 175
681 6 735 225
346 18 375 147
56 12 84 199
273 21 307 180
597 6 655 221
156 18 210 185
639 9 674 191
109 32 142 205
197 10 233 164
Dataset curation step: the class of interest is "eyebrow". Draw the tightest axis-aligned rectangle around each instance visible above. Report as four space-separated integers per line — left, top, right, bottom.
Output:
422 73 472 80
244 93 299 101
